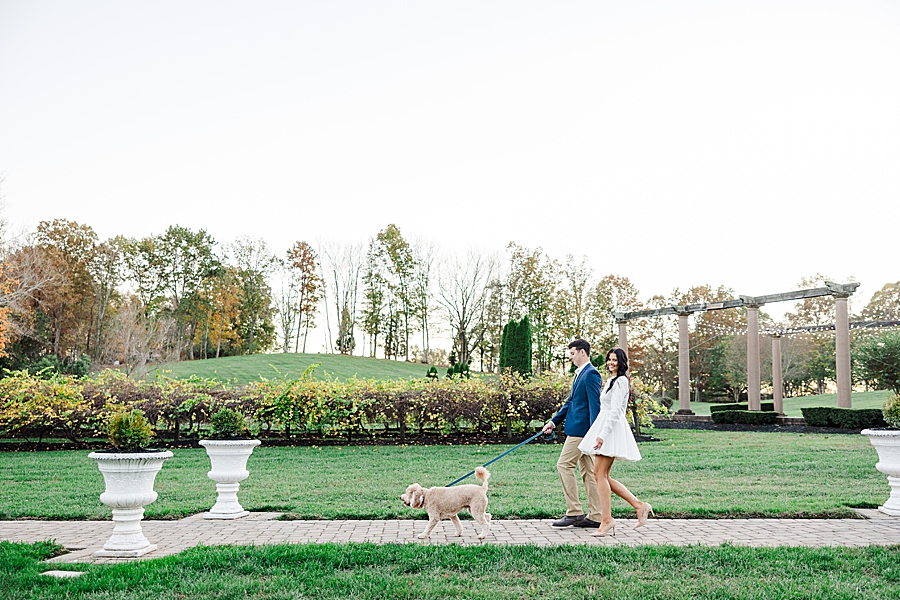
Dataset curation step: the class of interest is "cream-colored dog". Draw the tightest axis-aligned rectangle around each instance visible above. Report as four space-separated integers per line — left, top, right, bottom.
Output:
400 467 492 539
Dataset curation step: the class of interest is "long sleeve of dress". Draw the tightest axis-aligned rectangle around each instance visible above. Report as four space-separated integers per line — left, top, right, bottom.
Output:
597 377 629 442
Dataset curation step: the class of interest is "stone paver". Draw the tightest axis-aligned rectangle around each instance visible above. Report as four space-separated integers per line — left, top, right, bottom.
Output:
1 511 897 564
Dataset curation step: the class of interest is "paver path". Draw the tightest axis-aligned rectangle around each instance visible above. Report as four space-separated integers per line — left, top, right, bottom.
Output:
2 510 898 564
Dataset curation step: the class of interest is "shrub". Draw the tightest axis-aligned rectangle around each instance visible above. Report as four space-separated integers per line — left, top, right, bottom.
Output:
710 410 778 425
710 402 774 413
106 410 154 451
208 407 248 439
855 332 900 396
883 395 900 429
425 366 439 380
800 407 887 429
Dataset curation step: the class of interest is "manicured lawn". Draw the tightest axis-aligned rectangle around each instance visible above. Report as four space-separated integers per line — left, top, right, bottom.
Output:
152 352 441 383
0 429 884 520
5 541 900 599
687 389 893 417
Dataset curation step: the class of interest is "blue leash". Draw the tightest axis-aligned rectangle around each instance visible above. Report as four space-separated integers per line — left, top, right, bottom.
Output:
446 430 547 487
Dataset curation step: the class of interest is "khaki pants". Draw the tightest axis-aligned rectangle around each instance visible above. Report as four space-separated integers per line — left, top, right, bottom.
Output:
556 435 601 521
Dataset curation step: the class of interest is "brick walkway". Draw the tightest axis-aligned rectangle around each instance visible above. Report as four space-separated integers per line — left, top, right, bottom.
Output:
2 510 899 564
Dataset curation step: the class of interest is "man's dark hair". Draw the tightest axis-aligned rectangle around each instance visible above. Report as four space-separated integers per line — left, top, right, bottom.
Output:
567 338 591 355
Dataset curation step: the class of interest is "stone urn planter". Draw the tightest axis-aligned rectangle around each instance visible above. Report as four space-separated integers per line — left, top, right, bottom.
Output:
199 439 261 519
861 428 900 516
88 450 173 557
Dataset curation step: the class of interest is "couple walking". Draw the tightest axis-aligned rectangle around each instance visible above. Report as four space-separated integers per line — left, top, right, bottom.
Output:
541 338 652 537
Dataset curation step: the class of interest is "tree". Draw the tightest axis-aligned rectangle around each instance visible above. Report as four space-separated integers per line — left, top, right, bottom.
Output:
123 225 221 360
286 241 323 353
861 282 900 322
856 331 900 396
499 315 532 376
505 243 559 374
319 241 362 355
410 238 436 363
35 219 99 360
438 250 497 367
587 274 643 357
229 237 277 355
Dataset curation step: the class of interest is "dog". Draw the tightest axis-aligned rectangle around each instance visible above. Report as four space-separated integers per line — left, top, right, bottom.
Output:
400 466 492 539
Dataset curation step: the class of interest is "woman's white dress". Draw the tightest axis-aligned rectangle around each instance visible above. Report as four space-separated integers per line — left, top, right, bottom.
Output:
577 376 642 462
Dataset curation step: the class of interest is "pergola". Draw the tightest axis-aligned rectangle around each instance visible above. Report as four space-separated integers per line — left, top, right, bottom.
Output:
613 281 860 415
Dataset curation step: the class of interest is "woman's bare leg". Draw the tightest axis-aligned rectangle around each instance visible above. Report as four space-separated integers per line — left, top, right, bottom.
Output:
592 455 615 524
608 477 642 511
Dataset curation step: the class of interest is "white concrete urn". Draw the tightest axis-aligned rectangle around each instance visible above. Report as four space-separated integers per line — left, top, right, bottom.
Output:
88 450 173 557
199 439 260 519
861 428 900 516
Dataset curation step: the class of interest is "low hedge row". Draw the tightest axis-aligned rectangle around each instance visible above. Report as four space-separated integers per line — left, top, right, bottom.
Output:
800 407 887 430
710 402 775 413
0 368 668 442
710 410 779 425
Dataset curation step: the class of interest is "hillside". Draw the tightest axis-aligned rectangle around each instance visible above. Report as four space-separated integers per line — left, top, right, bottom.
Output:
152 353 440 383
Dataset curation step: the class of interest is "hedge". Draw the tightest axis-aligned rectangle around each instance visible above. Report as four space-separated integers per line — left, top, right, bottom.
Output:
710 410 778 425
800 407 887 430
0 368 667 443
710 402 775 413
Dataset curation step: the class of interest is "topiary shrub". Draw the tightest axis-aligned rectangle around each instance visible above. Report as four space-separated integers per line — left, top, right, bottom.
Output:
106 409 154 451
710 410 778 425
800 406 887 429
882 395 900 429
208 407 248 439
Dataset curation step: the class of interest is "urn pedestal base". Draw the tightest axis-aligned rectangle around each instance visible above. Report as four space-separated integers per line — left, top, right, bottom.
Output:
89 451 173 558
861 429 900 518
200 440 260 520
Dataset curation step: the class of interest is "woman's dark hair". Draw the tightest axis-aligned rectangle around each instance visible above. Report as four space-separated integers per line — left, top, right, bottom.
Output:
605 347 628 392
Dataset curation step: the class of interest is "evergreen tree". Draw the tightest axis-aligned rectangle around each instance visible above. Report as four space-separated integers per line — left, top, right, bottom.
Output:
519 315 533 376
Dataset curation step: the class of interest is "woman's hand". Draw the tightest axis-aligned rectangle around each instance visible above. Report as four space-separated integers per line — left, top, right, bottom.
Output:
593 437 604 450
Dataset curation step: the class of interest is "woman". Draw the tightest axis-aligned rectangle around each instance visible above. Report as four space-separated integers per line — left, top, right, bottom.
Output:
577 347 652 537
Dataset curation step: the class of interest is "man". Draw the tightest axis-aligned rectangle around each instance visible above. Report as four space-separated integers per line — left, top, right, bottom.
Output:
542 338 602 528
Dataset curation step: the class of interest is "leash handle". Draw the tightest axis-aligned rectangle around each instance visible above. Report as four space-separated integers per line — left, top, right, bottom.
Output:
446 430 546 487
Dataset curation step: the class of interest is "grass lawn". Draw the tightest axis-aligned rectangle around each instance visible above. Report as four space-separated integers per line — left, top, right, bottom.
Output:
6 541 900 599
152 352 440 382
0 429 884 520
687 389 893 417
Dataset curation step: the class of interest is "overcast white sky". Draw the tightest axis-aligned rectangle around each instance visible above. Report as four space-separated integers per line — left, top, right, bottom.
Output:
1 0 898 350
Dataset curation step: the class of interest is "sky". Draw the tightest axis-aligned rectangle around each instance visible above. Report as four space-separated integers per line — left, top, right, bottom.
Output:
1 0 898 350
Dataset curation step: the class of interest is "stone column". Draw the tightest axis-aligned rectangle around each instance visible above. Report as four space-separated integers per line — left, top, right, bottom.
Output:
743 300 762 411
834 294 852 408
617 319 628 354
677 311 693 415
772 335 784 415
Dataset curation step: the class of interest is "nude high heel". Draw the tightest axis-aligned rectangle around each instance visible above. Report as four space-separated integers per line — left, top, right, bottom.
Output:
590 520 616 537
634 502 654 529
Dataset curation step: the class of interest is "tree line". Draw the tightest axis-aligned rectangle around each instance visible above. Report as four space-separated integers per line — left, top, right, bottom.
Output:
0 213 897 400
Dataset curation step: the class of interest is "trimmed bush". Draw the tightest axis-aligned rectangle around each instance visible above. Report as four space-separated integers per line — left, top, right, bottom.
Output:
106 409 154 450
800 407 887 429
883 394 900 429
208 407 248 439
710 410 778 425
710 402 775 413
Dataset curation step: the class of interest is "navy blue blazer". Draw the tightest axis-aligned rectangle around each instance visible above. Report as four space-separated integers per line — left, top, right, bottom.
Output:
550 362 602 438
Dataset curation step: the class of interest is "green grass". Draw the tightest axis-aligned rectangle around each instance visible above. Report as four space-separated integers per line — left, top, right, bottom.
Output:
152 352 440 383
0 430 884 520
687 389 893 417
5 541 900 599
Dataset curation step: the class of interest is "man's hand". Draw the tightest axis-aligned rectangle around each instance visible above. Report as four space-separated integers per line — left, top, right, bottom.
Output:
542 421 556 435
